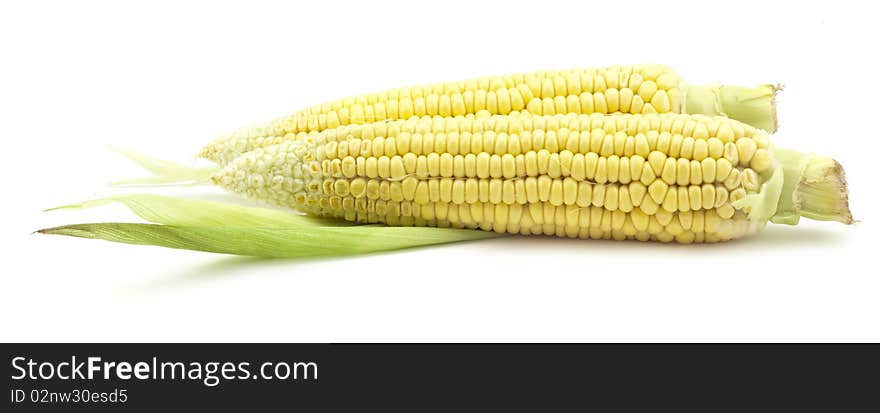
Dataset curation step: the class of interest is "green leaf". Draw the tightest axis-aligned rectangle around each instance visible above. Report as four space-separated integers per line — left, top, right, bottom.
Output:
46 194 337 227
38 223 502 258
108 146 219 186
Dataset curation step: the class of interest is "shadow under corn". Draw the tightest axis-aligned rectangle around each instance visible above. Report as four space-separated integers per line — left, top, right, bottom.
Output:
467 224 847 253
129 224 849 293
129 240 475 293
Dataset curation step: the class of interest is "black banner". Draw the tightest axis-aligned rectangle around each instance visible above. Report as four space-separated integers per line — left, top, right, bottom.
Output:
3 344 878 411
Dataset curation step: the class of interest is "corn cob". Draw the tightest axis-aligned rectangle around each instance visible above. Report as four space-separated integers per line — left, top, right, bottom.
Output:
200 64 778 165
211 113 850 244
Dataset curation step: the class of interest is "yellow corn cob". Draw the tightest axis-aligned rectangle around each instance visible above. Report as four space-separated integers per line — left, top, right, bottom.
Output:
200 64 778 165
211 113 849 244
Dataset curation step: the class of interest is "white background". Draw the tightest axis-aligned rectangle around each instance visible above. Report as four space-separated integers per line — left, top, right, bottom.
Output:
2 0 877 342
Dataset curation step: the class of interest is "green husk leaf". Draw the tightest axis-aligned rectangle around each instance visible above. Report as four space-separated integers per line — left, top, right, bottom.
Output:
37 223 502 258
109 146 219 186
730 161 784 225
684 84 779 132
45 194 340 227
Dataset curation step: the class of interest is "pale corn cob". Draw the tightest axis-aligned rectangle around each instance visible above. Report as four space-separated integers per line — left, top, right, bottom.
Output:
200 64 778 165
211 113 850 244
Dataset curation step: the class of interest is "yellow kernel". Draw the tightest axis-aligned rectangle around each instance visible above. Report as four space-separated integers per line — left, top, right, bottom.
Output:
631 209 649 231
677 186 690 212
724 169 741 190
654 209 673 227
714 186 729 208
662 188 678 212
680 137 695 159
701 184 716 210
648 180 669 204
639 161 656 186
656 72 679 90
390 156 406 180
650 90 670 112
637 80 658 102
628 73 644 93
607 155 620 183
476 152 491 178
661 157 677 185
465 178 479 203
605 185 619 210
563 177 578 205
618 157 632 184
365 157 379 178
401 177 417 200
592 183 606 207
648 151 667 176
634 134 650 157
618 186 633 212
342 156 357 178
640 195 660 217
571 154 586 181
350 178 367 198
501 154 516 179
595 157 608 183
730 187 747 203
629 182 647 207
688 185 702 211
538 175 552 202
489 154 503 178
676 158 690 186
593 92 608 113
750 148 772 173
577 181 593 207
619 88 634 112
604 88 620 112
735 138 757 166
742 168 760 192
723 142 739 165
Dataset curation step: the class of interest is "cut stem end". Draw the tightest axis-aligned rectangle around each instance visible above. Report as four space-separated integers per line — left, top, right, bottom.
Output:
772 148 853 225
